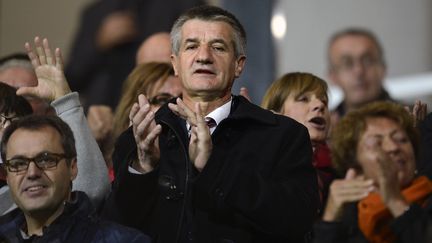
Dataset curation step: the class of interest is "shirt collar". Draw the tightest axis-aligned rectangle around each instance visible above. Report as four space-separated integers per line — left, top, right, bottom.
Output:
186 97 232 134
206 97 232 128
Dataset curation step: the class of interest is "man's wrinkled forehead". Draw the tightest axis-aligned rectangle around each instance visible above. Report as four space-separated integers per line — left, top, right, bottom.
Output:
180 20 235 46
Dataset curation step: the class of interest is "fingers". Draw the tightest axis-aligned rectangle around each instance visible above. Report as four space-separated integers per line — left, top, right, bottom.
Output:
55 48 64 70
330 179 374 202
414 100 427 123
168 98 198 126
135 110 155 139
130 95 151 130
16 86 37 98
239 87 251 102
138 94 150 108
25 42 40 68
34 36 47 65
25 36 62 69
193 102 211 141
141 124 162 151
43 38 54 65
345 168 357 180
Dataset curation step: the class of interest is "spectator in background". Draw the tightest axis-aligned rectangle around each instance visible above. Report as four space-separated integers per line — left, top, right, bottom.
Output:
0 83 33 193
0 115 150 242
65 0 204 110
262 72 335 212
136 32 172 64
314 101 432 243
0 53 52 115
0 37 109 216
327 28 391 124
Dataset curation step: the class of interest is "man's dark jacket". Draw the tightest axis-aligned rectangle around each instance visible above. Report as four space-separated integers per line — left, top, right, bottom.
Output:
0 191 150 243
103 96 319 242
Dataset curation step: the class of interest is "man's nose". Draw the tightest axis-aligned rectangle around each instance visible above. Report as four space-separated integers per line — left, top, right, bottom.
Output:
26 161 43 179
351 59 366 76
196 46 213 64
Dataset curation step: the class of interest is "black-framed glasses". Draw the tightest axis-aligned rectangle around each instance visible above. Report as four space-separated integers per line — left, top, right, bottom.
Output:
0 114 18 129
149 93 175 106
4 152 68 172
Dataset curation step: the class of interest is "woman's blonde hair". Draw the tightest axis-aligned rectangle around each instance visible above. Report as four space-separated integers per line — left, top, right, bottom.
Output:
113 62 175 139
261 72 328 112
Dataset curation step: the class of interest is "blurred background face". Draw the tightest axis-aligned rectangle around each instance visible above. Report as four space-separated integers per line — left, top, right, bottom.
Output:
5 126 77 216
356 117 416 188
329 35 386 108
281 91 330 145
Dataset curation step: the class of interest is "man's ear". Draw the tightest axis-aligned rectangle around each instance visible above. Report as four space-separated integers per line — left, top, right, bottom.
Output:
70 158 78 181
234 55 246 78
171 54 179 76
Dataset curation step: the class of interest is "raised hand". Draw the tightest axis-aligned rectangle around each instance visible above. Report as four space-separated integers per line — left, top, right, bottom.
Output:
322 169 374 222
360 139 409 217
130 94 162 173
19 37 71 103
405 100 427 127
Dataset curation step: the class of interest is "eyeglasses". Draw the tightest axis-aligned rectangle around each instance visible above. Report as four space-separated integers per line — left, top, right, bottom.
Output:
149 93 175 106
0 114 18 129
333 55 382 72
4 152 68 172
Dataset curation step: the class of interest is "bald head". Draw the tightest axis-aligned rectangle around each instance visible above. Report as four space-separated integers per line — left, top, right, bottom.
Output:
136 32 172 65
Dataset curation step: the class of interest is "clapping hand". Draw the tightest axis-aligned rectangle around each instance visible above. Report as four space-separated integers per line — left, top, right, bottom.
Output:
130 94 162 173
169 98 212 171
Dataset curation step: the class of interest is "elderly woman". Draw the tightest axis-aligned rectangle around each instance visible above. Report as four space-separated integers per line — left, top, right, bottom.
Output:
314 101 432 243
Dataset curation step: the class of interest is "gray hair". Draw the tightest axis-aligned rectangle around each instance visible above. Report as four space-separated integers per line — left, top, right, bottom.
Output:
170 5 246 58
0 53 33 74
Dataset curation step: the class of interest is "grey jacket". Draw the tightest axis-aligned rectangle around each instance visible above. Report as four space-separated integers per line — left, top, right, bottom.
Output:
0 92 110 214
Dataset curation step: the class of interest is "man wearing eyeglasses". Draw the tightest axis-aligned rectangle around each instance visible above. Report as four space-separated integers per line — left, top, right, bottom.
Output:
0 115 150 242
327 28 390 124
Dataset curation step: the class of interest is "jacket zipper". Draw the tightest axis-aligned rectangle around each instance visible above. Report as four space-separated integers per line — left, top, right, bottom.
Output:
160 120 190 243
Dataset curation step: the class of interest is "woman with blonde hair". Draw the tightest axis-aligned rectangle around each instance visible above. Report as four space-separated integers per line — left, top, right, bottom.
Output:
262 72 335 208
113 62 181 139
